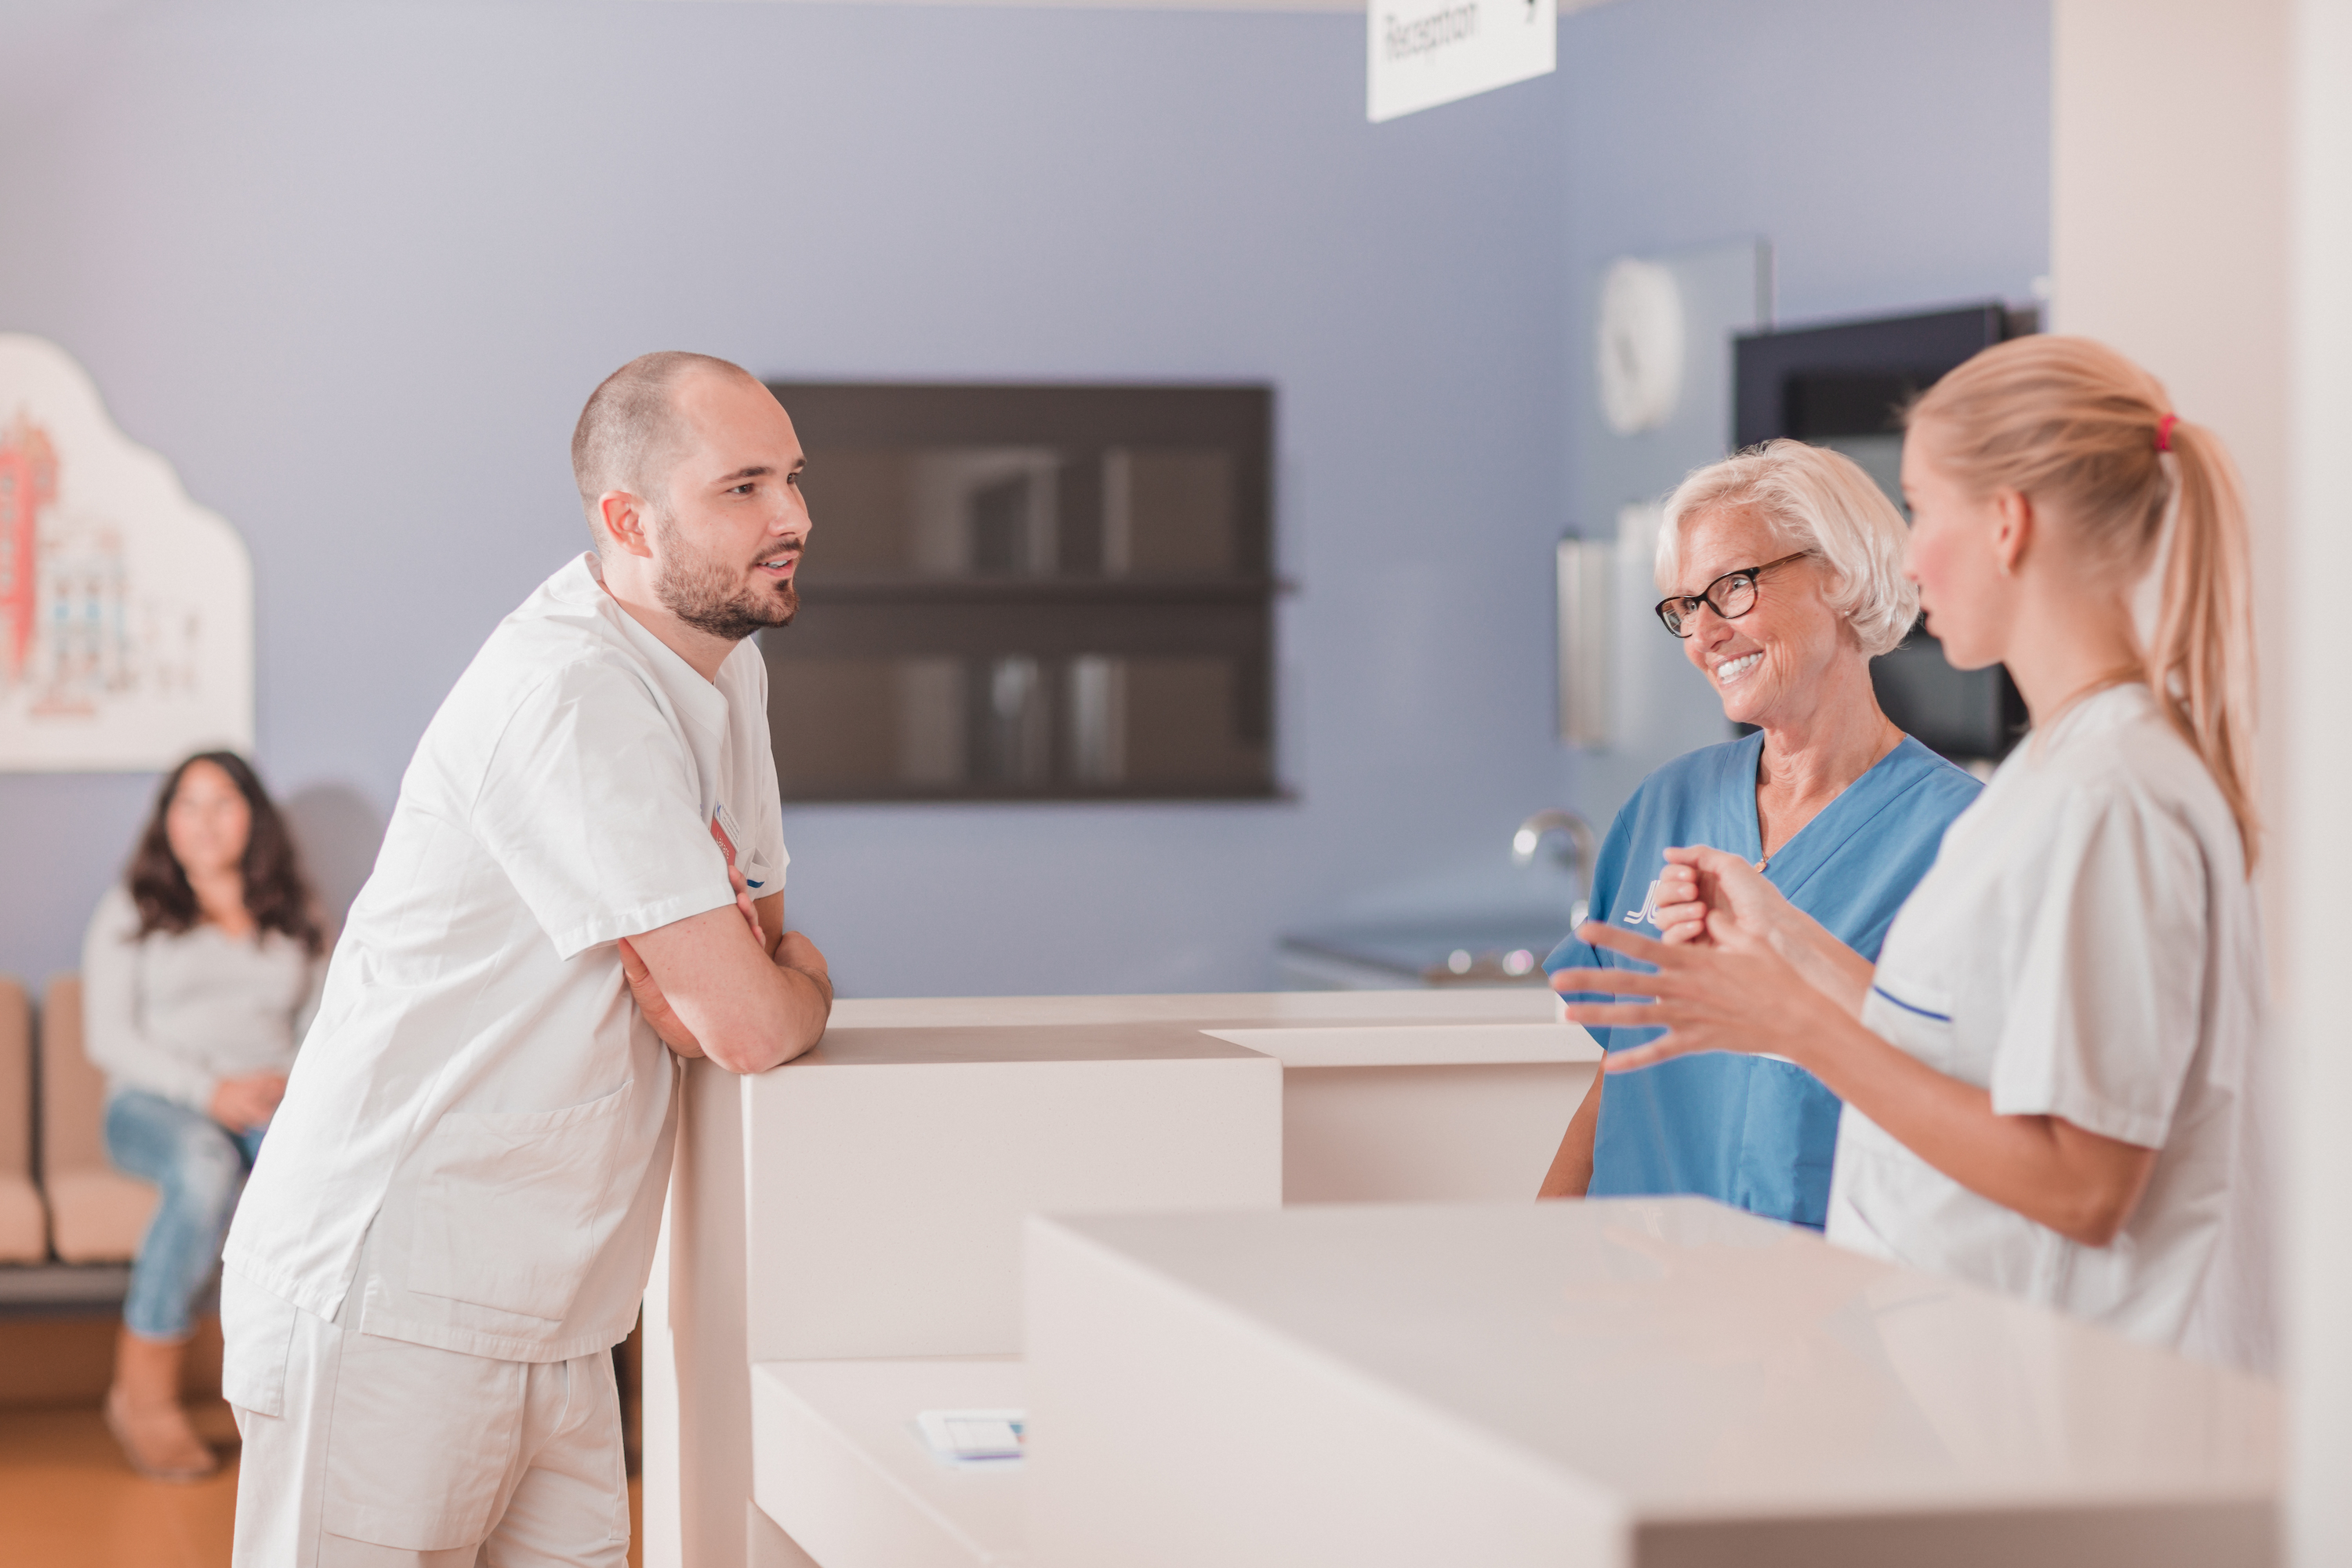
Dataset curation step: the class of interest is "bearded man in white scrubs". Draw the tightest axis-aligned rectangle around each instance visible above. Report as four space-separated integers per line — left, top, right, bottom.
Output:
218 352 833 1567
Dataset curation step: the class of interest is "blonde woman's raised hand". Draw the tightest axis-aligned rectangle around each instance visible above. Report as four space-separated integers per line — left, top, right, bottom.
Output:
1552 921 1838 1071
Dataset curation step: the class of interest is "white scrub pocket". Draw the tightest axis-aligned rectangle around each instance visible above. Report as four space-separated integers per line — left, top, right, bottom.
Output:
322 1331 528 1552
408 1083 630 1322
1865 978 1957 1075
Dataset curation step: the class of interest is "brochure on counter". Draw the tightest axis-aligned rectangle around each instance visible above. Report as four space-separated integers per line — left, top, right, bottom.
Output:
916 1408 1027 1465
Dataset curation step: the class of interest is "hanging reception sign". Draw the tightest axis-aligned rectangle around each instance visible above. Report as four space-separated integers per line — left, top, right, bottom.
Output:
1368 0 1556 123
0 334 254 771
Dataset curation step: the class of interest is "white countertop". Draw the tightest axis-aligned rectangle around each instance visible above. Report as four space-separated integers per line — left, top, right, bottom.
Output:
826 989 1562 1030
817 989 1595 1069
1033 1198 2278 1521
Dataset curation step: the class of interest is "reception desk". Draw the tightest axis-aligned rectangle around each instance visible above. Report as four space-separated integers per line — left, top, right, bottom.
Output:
641 988 1593 1568
641 989 2276 1567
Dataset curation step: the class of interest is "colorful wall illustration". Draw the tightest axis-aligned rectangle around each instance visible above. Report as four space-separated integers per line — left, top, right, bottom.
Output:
0 335 253 770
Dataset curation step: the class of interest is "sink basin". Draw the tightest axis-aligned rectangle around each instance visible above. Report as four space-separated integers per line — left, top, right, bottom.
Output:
1276 916 1575 989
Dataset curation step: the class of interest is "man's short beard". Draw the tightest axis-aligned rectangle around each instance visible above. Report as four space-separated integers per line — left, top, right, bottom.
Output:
650 514 799 641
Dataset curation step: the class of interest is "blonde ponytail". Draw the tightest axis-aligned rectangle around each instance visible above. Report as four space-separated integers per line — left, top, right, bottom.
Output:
1907 336 2260 870
2150 419 2259 868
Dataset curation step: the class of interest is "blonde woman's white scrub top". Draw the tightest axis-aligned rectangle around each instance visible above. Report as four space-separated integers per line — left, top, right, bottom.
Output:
223 553 786 1363
1825 684 2273 1374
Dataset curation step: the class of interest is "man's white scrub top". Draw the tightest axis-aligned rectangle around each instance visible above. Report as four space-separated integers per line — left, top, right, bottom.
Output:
224 553 786 1363
1827 683 2273 1374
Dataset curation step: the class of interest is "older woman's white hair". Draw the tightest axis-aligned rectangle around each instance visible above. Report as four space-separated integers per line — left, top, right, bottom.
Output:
1654 440 1918 659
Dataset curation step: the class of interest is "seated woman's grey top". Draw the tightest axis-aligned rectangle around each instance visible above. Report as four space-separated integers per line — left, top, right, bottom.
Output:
81 885 328 1112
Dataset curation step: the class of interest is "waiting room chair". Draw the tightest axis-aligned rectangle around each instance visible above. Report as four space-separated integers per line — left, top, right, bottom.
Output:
0 977 48 1262
38 975 158 1262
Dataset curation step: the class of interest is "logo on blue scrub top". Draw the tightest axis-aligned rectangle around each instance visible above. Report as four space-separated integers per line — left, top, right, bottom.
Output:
1624 880 1662 928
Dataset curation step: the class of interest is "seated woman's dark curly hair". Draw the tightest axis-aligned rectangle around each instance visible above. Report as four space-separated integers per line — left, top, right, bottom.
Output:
128 751 325 956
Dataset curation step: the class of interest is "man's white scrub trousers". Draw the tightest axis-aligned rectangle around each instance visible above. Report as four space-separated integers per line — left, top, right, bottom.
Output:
220 554 786 1566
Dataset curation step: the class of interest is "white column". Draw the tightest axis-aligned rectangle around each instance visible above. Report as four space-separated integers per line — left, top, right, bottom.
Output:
2049 0 2290 888
2053 2 2352 1559
2287 2 2352 1559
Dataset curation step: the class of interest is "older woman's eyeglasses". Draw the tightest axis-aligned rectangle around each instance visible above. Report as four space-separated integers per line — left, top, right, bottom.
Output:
1653 551 1813 638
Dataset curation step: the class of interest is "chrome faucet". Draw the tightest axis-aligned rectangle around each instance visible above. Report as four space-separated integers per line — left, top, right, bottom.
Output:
1512 808 1598 927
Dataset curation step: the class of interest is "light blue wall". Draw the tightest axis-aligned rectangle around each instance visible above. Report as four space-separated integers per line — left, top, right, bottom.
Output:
0 0 1573 996
0 0 2048 997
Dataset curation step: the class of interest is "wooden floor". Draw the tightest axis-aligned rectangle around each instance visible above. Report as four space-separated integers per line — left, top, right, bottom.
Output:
0 1401 644 1566
0 1399 243 1568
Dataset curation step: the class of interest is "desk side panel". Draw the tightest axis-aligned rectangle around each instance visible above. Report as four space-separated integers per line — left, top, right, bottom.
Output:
746 1054 1279 1363
644 1060 754 1568
1283 1061 1595 1203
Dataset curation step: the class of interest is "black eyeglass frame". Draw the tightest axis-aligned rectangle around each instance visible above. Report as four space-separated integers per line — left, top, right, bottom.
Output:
1653 550 1815 638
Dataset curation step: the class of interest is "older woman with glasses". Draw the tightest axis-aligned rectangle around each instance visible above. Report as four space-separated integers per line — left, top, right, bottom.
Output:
1537 440 1981 1227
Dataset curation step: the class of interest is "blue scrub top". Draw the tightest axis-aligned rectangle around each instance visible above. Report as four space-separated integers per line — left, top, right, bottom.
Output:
1544 732 1981 1229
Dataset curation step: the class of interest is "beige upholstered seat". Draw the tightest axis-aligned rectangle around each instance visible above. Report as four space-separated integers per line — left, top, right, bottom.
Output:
39 975 159 1263
0 978 48 1262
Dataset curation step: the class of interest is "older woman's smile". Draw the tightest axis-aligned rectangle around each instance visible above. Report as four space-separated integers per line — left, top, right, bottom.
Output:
1714 650 1765 686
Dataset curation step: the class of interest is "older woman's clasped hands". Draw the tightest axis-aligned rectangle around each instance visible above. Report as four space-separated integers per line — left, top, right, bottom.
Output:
1648 845 1757 946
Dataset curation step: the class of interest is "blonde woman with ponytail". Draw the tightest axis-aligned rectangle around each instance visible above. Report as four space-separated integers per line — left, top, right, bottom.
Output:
1553 336 2272 1371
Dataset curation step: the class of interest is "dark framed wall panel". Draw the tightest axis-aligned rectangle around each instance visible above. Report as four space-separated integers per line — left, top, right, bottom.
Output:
760 382 1278 802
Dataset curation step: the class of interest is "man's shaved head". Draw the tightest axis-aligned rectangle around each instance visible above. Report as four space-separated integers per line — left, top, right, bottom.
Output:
572 350 760 543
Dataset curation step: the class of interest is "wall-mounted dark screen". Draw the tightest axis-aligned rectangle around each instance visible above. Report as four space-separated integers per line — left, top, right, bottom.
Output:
760 383 1276 802
1733 305 2034 765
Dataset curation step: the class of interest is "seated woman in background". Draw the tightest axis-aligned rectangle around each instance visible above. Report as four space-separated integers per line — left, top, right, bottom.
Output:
1557 337 2270 1370
1538 441 1981 1225
84 752 326 1481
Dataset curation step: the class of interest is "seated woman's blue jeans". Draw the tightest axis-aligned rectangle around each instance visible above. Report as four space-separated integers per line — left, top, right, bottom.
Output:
103 1091 266 1341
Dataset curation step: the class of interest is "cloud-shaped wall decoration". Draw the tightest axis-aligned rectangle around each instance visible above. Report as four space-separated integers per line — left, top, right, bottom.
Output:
0 334 254 771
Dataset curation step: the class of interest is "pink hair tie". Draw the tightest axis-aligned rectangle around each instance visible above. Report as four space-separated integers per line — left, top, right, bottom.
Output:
2156 413 2179 452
